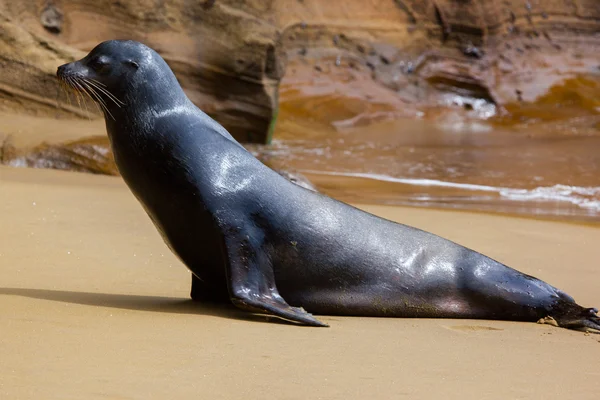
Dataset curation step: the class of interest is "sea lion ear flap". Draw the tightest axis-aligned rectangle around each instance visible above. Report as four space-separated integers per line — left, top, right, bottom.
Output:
125 60 139 70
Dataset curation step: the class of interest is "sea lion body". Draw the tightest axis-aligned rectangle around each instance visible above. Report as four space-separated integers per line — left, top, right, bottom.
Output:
57 40 599 330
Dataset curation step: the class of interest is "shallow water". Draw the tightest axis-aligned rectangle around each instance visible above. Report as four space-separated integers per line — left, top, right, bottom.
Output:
250 75 600 223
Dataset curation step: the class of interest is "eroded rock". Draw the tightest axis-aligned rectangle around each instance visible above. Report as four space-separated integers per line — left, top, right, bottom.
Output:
2 135 118 175
1 0 285 143
40 4 64 34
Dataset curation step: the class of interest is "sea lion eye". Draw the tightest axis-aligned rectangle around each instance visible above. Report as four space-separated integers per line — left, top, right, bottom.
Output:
124 60 139 69
88 57 110 73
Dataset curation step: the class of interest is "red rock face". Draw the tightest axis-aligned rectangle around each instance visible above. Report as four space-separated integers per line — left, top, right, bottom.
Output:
278 0 600 125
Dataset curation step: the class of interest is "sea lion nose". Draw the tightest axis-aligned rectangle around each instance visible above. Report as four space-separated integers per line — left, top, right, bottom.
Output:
56 63 72 77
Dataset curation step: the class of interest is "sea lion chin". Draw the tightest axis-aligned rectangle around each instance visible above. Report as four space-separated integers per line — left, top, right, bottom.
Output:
57 40 600 331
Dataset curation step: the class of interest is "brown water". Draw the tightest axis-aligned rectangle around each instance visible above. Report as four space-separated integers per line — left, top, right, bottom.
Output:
249 75 600 223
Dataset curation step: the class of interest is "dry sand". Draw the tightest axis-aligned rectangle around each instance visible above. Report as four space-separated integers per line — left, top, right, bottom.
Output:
1 165 599 400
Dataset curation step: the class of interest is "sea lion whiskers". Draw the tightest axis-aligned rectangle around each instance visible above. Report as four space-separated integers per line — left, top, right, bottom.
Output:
80 79 116 120
60 75 88 117
64 76 89 118
79 80 109 110
56 76 74 111
85 78 126 107
67 76 101 120
60 74 115 120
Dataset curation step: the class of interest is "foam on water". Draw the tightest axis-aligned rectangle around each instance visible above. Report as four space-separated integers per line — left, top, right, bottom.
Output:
304 170 600 213
499 185 600 211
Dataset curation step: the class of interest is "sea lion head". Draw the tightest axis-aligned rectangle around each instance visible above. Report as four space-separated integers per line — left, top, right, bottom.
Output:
57 40 184 118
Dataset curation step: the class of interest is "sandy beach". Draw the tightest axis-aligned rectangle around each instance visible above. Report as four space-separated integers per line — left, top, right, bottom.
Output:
1 165 599 399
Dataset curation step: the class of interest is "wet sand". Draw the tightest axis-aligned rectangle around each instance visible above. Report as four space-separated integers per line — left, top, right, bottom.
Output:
1 165 599 400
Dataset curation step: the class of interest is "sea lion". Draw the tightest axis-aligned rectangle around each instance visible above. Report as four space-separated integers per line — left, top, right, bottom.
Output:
57 40 600 331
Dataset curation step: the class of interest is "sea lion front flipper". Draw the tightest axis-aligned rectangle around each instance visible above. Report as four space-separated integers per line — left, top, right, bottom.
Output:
221 225 329 327
230 294 329 327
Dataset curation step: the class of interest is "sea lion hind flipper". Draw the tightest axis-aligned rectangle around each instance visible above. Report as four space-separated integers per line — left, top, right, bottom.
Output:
222 225 329 327
550 298 600 331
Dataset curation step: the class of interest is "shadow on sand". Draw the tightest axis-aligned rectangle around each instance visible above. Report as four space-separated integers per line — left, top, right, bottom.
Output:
0 287 304 326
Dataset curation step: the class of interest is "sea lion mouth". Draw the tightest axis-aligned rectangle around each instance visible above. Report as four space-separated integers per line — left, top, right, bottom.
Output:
56 63 125 119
